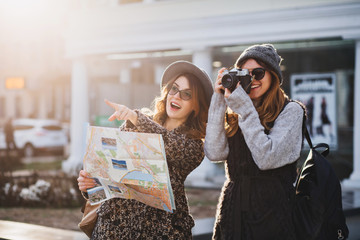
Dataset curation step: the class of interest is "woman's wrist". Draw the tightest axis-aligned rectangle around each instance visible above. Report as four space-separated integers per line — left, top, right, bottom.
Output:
129 110 138 126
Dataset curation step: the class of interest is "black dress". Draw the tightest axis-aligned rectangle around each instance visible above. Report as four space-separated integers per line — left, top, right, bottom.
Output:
213 127 298 240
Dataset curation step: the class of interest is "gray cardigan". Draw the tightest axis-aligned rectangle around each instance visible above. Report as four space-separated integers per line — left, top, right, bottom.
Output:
204 86 304 170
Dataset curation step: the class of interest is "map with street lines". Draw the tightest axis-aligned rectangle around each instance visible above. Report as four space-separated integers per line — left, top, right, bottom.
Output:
83 126 175 212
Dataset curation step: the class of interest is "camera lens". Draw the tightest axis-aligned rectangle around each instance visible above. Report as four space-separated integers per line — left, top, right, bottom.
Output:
221 74 233 89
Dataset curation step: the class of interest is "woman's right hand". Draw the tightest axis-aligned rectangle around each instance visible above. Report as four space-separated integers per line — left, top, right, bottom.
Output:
77 170 96 192
104 99 138 125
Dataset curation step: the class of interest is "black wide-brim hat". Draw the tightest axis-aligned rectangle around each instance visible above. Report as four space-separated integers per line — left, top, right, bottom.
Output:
161 60 214 105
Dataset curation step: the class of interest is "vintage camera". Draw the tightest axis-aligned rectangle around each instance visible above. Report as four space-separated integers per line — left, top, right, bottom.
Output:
221 68 253 93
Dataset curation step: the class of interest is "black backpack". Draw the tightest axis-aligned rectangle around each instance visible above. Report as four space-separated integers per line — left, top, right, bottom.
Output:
293 126 349 240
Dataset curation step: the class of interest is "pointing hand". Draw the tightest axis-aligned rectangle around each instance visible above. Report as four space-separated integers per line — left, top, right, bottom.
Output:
104 99 138 125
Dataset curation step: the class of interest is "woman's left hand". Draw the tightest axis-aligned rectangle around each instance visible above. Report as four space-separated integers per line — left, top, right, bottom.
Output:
77 170 96 192
105 99 138 125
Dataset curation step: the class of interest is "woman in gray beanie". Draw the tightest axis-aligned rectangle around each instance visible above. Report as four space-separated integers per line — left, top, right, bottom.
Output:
205 44 305 239
77 61 213 239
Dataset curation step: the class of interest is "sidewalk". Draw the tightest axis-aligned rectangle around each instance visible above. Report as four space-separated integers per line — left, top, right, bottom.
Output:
342 187 360 240
342 187 360 216
0 220 88 240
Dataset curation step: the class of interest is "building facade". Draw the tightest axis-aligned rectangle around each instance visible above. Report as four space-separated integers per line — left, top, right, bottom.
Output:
7 0 357 186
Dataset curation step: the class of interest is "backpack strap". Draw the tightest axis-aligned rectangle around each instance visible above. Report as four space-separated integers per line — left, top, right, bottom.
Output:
288 98 307 147
303 114 330 157
304 125 313 149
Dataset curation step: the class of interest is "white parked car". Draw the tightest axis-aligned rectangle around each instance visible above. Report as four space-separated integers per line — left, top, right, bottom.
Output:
0 118 68 157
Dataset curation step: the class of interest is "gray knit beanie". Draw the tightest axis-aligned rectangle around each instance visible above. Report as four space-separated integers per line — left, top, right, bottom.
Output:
235 44 283 85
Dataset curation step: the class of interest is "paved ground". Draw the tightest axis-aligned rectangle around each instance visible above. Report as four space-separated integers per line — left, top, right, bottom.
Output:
1 155 359 239
346 214 360 240
0 220 88 240
342 187 360 239
1 214 358 240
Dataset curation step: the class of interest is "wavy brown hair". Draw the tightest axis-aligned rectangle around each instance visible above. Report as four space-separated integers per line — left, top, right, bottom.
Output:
152 73 209 139
225 59 288 137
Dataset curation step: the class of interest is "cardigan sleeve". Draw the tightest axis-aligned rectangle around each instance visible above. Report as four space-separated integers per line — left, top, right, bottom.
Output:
225 87 304 170
204 92 229 162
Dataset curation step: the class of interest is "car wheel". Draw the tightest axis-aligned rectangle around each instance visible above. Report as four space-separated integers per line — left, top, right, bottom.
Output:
23 143 35 157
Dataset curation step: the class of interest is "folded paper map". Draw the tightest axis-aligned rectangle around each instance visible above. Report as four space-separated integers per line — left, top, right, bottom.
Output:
83 126 175 212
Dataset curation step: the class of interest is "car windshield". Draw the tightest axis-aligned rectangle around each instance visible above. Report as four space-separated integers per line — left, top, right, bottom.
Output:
42 125 62 131
14 125 33 130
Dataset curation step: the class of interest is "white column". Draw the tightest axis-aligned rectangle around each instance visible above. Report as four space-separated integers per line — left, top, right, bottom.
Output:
119 68 131 84
343 40 360 189
186 48 225 188
192 47 213 80
62 58 89 176
154 63 167 85
55 86 63 120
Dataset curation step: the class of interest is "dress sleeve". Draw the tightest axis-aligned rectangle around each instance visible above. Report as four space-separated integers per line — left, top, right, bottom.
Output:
164 135 204 178
204 92 229 162
119 119 137 131
132 110 167 135
225 87 304 170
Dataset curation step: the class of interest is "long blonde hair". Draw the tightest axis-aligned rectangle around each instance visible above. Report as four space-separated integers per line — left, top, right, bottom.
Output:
225 59 288 137
152 73 209 139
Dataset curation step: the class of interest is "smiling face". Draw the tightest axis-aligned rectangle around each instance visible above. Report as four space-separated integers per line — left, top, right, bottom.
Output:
165 75 195 127
241 59 272 101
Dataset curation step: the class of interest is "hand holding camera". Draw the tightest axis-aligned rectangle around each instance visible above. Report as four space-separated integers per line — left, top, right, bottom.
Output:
221 68 253 94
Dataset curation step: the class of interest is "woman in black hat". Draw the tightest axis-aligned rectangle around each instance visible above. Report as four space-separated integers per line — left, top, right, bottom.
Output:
77 61 213 239
205 44 305 239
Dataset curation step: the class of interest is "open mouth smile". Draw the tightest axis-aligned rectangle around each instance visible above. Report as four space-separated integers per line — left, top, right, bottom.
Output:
170 102 181 110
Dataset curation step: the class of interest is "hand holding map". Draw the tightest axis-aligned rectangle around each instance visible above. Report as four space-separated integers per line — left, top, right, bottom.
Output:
83 126 176 213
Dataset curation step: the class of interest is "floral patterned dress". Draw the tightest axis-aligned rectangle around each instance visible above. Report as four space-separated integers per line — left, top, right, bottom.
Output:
91 111 204 240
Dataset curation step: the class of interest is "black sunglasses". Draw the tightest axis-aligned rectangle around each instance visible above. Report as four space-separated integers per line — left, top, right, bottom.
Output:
168 85 192 101
249 68 266 80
